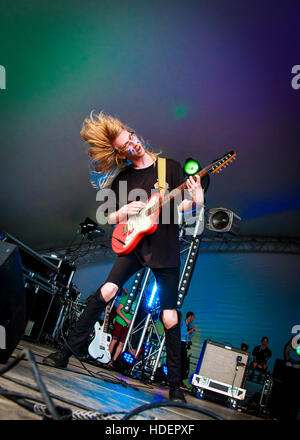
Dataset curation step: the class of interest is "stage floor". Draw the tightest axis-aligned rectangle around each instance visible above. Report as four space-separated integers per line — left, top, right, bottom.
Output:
0 340 264 421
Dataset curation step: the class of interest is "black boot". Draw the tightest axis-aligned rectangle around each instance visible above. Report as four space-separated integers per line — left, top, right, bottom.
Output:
169 383 187 403
164 322 186 403
42 345 72 369
43 288 108 369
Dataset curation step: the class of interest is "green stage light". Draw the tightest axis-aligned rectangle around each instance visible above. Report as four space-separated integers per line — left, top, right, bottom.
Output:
296 345 300 356
184 158 200 176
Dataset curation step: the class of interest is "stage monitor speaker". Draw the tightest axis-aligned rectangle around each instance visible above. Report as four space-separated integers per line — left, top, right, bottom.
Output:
0 241 27 364
196 340 249 389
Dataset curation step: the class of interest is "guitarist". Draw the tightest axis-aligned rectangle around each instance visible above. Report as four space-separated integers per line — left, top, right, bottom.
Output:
43 112 204 402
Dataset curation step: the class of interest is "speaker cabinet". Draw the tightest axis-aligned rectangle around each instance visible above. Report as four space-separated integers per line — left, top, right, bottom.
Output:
0 242 27 363
24 286 63 341
196 340 249 389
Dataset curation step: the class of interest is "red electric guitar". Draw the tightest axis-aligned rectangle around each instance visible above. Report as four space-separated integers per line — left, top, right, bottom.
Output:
111 151 237 255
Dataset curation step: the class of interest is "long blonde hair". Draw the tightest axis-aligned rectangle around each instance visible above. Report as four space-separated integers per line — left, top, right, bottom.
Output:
80 111 157 188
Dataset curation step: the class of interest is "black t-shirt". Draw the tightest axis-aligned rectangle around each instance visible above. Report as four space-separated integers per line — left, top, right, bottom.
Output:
252 345 272 364
110 158 184 268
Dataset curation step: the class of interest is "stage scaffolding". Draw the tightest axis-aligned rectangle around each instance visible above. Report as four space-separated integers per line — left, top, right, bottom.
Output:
34 211 300 382
38 233 300 266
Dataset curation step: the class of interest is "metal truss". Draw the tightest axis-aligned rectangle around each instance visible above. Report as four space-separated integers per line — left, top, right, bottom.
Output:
198 234 300 254
37 232 300 268
37 234 116 265
121 267 166 381
121 267 167 382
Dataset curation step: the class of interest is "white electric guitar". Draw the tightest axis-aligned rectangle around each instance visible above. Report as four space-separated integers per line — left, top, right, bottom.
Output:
88 304 112 363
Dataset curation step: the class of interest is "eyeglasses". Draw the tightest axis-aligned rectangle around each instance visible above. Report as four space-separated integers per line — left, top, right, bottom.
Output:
121 131 138 152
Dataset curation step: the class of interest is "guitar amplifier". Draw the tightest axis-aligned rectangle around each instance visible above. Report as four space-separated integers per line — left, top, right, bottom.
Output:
191 340 249 397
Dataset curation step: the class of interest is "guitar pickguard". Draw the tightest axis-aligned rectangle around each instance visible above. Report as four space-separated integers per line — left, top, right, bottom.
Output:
88 322 112 364
123 197 157 247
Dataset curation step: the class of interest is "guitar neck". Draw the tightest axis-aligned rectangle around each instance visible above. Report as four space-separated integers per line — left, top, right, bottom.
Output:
145 151 236 216
103 304 111 333
147 167 209 215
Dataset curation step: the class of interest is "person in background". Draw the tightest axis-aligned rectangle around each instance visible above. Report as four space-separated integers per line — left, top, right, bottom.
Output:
180 311 196 387
241 342 249 352
250 336 272 372
108 288 137 366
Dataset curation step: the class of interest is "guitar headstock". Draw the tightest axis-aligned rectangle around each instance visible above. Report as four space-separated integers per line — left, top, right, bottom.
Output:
205 151 237 175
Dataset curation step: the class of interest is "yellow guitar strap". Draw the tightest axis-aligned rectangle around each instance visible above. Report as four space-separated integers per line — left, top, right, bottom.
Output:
156 157 168 196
